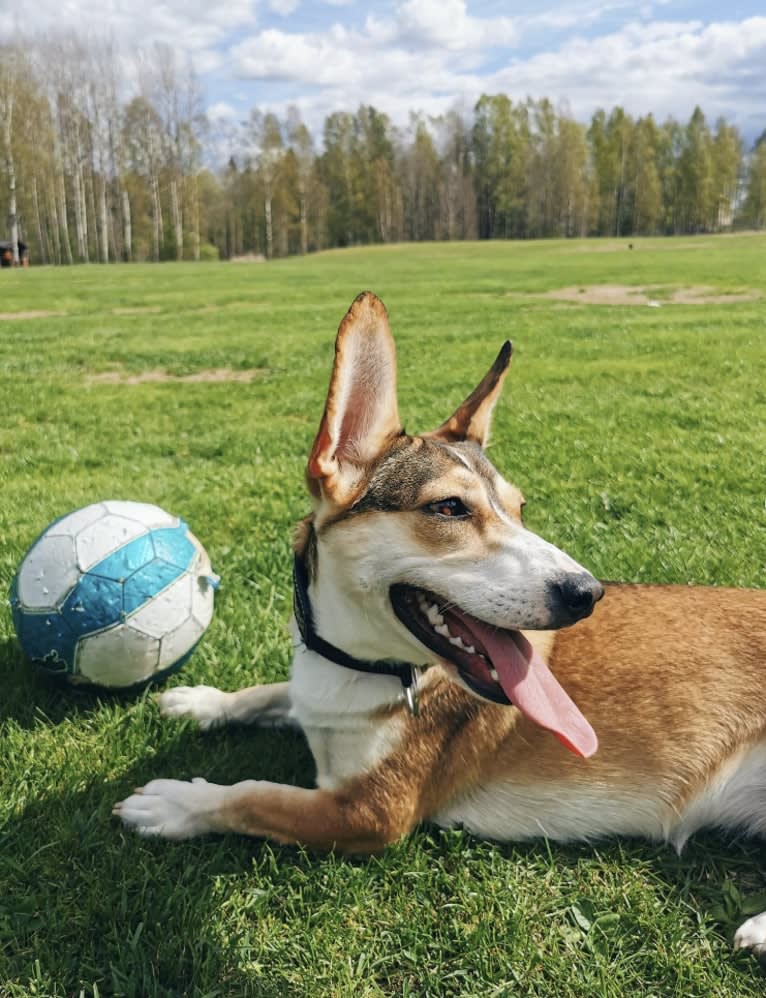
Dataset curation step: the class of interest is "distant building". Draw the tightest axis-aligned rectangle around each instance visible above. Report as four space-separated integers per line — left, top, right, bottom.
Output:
0 240 29 267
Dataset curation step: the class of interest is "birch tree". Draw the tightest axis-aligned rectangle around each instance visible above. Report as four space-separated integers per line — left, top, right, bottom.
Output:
0 45 22 263
286 106 314 254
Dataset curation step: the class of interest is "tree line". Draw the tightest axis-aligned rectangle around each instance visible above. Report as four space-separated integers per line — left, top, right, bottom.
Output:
1 35 766 265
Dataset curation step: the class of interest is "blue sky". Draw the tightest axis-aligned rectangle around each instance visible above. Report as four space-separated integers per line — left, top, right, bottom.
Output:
5 1 766 145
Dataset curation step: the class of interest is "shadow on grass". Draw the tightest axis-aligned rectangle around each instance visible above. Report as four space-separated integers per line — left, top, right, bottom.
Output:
0 638 207 730
0 637 115 728
2 684 765 995
1 716 318 996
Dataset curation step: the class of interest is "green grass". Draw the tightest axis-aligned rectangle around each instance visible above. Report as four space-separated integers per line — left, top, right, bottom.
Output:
1 234 765 996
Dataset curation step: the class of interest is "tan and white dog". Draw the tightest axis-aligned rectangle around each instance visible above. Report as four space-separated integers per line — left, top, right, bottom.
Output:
115 292 766 957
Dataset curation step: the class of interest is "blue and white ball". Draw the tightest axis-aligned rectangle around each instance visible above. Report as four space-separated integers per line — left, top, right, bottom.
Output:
9 501 218 689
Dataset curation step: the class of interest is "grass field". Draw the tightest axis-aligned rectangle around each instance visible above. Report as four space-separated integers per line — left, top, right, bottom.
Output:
1 234 765 997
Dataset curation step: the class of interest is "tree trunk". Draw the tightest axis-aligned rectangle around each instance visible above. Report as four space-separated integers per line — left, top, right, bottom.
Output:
299 186 308 254
151 174 161 261
74 162 89 261
191 172 200 261
73 168 83 259
58 172 74 265
122 188 132 261
170 177 183 260
99 177 109 263
87 169 99 261
48 181 62 264
74 122 90 261
32 176 48 264
1 95 19 264
265 191 273 259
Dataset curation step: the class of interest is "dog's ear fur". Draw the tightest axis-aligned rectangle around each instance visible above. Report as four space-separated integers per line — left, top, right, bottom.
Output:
307 292 401 503
427 341 512 447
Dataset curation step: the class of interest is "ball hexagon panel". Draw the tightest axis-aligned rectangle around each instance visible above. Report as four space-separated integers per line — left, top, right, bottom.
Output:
16 534 80 610
45 502 108 539
12 605 75 673
129 573 194 640
75 623 161 687
158 614 206 671
150 527 197 572
60 574 125 638
86 532 156 582
123 558 187 615
192 574 216 630
76 514 151 572
102 501 179 531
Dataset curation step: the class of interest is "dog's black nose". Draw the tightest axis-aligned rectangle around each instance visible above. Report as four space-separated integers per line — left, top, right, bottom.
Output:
554 574 604 620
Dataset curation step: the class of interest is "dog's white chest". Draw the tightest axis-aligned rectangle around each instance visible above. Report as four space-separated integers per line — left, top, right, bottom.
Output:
302 719 405 789
289 646 408 790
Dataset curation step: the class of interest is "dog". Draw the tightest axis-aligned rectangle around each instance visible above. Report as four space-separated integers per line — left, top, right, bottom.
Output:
114 291 766 957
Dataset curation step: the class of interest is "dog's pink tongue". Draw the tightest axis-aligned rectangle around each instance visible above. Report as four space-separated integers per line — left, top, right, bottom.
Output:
474 623 598 758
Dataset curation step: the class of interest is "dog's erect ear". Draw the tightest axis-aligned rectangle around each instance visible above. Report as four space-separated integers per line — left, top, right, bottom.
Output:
427 341 512 448
307 292 401 503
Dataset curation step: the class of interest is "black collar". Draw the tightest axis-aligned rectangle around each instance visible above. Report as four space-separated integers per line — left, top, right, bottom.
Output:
292 553 419 715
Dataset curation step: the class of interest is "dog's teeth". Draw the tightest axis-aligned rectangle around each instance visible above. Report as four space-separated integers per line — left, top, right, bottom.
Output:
490 668 500 681
448 636 464 649
426 604 444 626
465 644 476 654
435 623 451 638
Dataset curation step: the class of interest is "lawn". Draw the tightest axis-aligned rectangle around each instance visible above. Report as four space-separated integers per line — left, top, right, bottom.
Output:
1 234 765 997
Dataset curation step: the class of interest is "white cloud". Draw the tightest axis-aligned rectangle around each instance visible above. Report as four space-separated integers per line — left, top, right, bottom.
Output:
207 100 239 123
394 0 516 51
230 10 766 144
0 0 257 63
4 1 765 146
269 0 300 14
488 17 766 123
231 2 515 93
233 28 358 87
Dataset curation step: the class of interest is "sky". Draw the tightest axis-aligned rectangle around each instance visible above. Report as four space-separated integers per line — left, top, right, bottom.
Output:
3 1 766 146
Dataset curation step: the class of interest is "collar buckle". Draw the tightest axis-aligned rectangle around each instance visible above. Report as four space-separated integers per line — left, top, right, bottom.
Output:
403 668 420 717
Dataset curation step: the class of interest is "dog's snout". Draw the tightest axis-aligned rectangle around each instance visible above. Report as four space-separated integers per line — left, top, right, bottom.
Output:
554 574 604 621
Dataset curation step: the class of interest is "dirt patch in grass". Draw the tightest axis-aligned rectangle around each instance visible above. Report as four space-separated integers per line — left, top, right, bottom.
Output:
89 367 266 385
546 285 649 305
230 253 266 263
671 286 761 304
509 285 761 306
562 241 717 254
0 310 63 320
112 306 163 315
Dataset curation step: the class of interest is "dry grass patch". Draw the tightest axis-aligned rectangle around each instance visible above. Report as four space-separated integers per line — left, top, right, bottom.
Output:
508 285 761 306
0 310 63 320
562 241 717 254
229 253 267 263
112 306 163 315
88 367 266 385
671 287 761 304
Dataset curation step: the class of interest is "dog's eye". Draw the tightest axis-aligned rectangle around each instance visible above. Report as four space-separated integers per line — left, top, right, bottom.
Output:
425 498 470 519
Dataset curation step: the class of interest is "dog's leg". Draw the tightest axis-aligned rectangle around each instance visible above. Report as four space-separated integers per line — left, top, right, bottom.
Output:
734 912 766 959
114 771 417 852
158 682 294 731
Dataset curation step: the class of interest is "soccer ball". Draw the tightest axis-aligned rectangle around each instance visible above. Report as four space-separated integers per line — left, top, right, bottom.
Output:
9 501 219 689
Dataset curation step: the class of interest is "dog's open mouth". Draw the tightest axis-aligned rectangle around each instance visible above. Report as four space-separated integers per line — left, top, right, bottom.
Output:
390 584 598 758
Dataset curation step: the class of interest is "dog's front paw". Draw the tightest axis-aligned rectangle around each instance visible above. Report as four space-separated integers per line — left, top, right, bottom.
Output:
113 778 227 840
159 685 233 730
734 912 766 958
